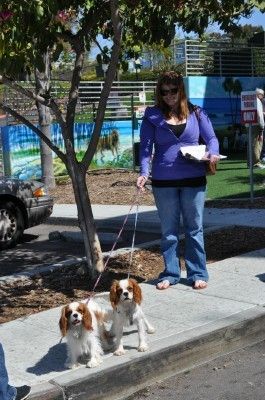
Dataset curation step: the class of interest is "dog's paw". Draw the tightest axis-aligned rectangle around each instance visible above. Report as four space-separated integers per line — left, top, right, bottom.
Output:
138 343 149 352
147 326 155 334
86 357 102 368
113 348 126 356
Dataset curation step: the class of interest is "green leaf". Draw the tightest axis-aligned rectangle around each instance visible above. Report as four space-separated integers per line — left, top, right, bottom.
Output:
36 5 44 17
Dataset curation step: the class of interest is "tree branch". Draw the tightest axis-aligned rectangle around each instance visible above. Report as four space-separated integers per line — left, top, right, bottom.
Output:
94 38 104 53
65 44 85 144
0 102 66 163
2 75 66 127
82 0 122 169
2 76 48 104
64 6 100 145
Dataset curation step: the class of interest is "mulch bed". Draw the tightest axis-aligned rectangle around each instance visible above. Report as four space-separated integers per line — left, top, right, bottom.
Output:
49 169 265 209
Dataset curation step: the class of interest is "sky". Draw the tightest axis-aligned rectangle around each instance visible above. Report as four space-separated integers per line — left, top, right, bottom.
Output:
238 9 265 28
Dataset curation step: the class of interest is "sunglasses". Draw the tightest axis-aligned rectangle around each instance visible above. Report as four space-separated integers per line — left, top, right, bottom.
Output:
160 88 178 96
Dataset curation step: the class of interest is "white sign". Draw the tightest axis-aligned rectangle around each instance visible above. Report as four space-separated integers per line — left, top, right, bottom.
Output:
241 91 257 124
138 91 146 103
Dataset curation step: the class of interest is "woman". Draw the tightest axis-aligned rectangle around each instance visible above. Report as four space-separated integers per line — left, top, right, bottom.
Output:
136 71 220 290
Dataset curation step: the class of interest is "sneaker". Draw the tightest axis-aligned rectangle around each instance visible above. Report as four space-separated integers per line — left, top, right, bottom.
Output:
15 385 31 400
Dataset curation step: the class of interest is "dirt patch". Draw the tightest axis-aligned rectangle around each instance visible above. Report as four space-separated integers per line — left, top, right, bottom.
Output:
1 226 265 324
49 169 265 208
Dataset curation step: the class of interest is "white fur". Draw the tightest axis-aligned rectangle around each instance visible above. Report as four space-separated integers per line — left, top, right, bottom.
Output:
110 279 155 356
60 299 109 369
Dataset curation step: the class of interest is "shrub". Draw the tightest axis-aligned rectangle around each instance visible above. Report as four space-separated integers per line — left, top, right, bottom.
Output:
81 71 98 81
120 70 158 81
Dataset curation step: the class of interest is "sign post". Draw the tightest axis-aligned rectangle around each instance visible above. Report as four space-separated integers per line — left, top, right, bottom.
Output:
241 91 258 203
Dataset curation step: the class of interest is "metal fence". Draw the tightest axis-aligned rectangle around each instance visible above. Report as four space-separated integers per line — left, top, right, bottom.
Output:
3 80 156 124
185 39 265 77
78 80 155 120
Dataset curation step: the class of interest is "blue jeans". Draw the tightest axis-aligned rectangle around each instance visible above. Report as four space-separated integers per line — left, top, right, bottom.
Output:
0 343 16 400
152 185 208 285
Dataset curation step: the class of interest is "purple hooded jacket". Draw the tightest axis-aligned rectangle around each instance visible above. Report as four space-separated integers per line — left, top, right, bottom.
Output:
139 105 219 180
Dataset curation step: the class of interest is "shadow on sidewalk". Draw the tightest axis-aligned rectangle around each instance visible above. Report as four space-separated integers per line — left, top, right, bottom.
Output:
27 342 67 376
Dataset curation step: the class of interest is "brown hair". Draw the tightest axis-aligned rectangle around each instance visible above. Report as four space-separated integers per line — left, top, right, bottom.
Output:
109 278 143 308
59 302 93 336
155 71 189 120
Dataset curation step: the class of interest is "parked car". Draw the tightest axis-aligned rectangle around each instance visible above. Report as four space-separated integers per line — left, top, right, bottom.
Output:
0 177 53 250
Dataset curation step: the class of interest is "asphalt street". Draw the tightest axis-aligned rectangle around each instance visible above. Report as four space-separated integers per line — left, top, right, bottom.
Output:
128 340 265 400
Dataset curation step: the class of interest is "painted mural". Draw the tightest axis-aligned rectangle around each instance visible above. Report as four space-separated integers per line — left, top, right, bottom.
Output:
187 76 265 129
1 120 140 179
1 76 265 180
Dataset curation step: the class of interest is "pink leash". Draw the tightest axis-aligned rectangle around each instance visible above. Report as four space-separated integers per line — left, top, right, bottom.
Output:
85 188 141 303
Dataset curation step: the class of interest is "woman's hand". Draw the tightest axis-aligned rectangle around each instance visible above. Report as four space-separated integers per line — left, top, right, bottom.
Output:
209 154 220 163
136 175 148 191
202 152 220 163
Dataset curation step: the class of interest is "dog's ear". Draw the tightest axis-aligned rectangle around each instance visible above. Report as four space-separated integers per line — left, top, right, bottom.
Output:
109 280 120 308
81 303 93 331
59 305 68 337
131 279 142 305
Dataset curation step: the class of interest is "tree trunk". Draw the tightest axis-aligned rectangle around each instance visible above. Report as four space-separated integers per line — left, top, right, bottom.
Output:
67 155 104 274
37 102 56 189
35 50 56 189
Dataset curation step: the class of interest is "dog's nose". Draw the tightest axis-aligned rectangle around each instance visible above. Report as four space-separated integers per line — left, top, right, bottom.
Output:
124 292 129 297
73 313 78 318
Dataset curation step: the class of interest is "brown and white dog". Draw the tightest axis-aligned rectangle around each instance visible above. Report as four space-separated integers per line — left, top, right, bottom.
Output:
59 299 110 369
109 278 155 355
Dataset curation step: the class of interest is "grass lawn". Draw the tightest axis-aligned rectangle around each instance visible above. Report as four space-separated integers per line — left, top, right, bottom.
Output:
207 155 265 200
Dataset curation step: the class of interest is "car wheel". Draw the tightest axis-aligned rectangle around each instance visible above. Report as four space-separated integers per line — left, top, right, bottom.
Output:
0 201 25 250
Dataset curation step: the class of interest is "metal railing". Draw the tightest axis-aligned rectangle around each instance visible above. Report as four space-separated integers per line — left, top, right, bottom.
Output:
185 39 265 77
78 81 155 120
3 81 156 123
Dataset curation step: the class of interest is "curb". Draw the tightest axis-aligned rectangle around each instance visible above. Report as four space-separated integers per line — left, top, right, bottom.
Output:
49 215 162 233
29 306 265 400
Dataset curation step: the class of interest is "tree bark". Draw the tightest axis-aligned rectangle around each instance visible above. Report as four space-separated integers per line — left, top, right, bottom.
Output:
35 51 56 189
39 120 55 189
65 145 104 273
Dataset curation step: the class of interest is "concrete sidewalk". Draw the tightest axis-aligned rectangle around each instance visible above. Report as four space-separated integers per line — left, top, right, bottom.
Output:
51 203 265 230
1 205 265 400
